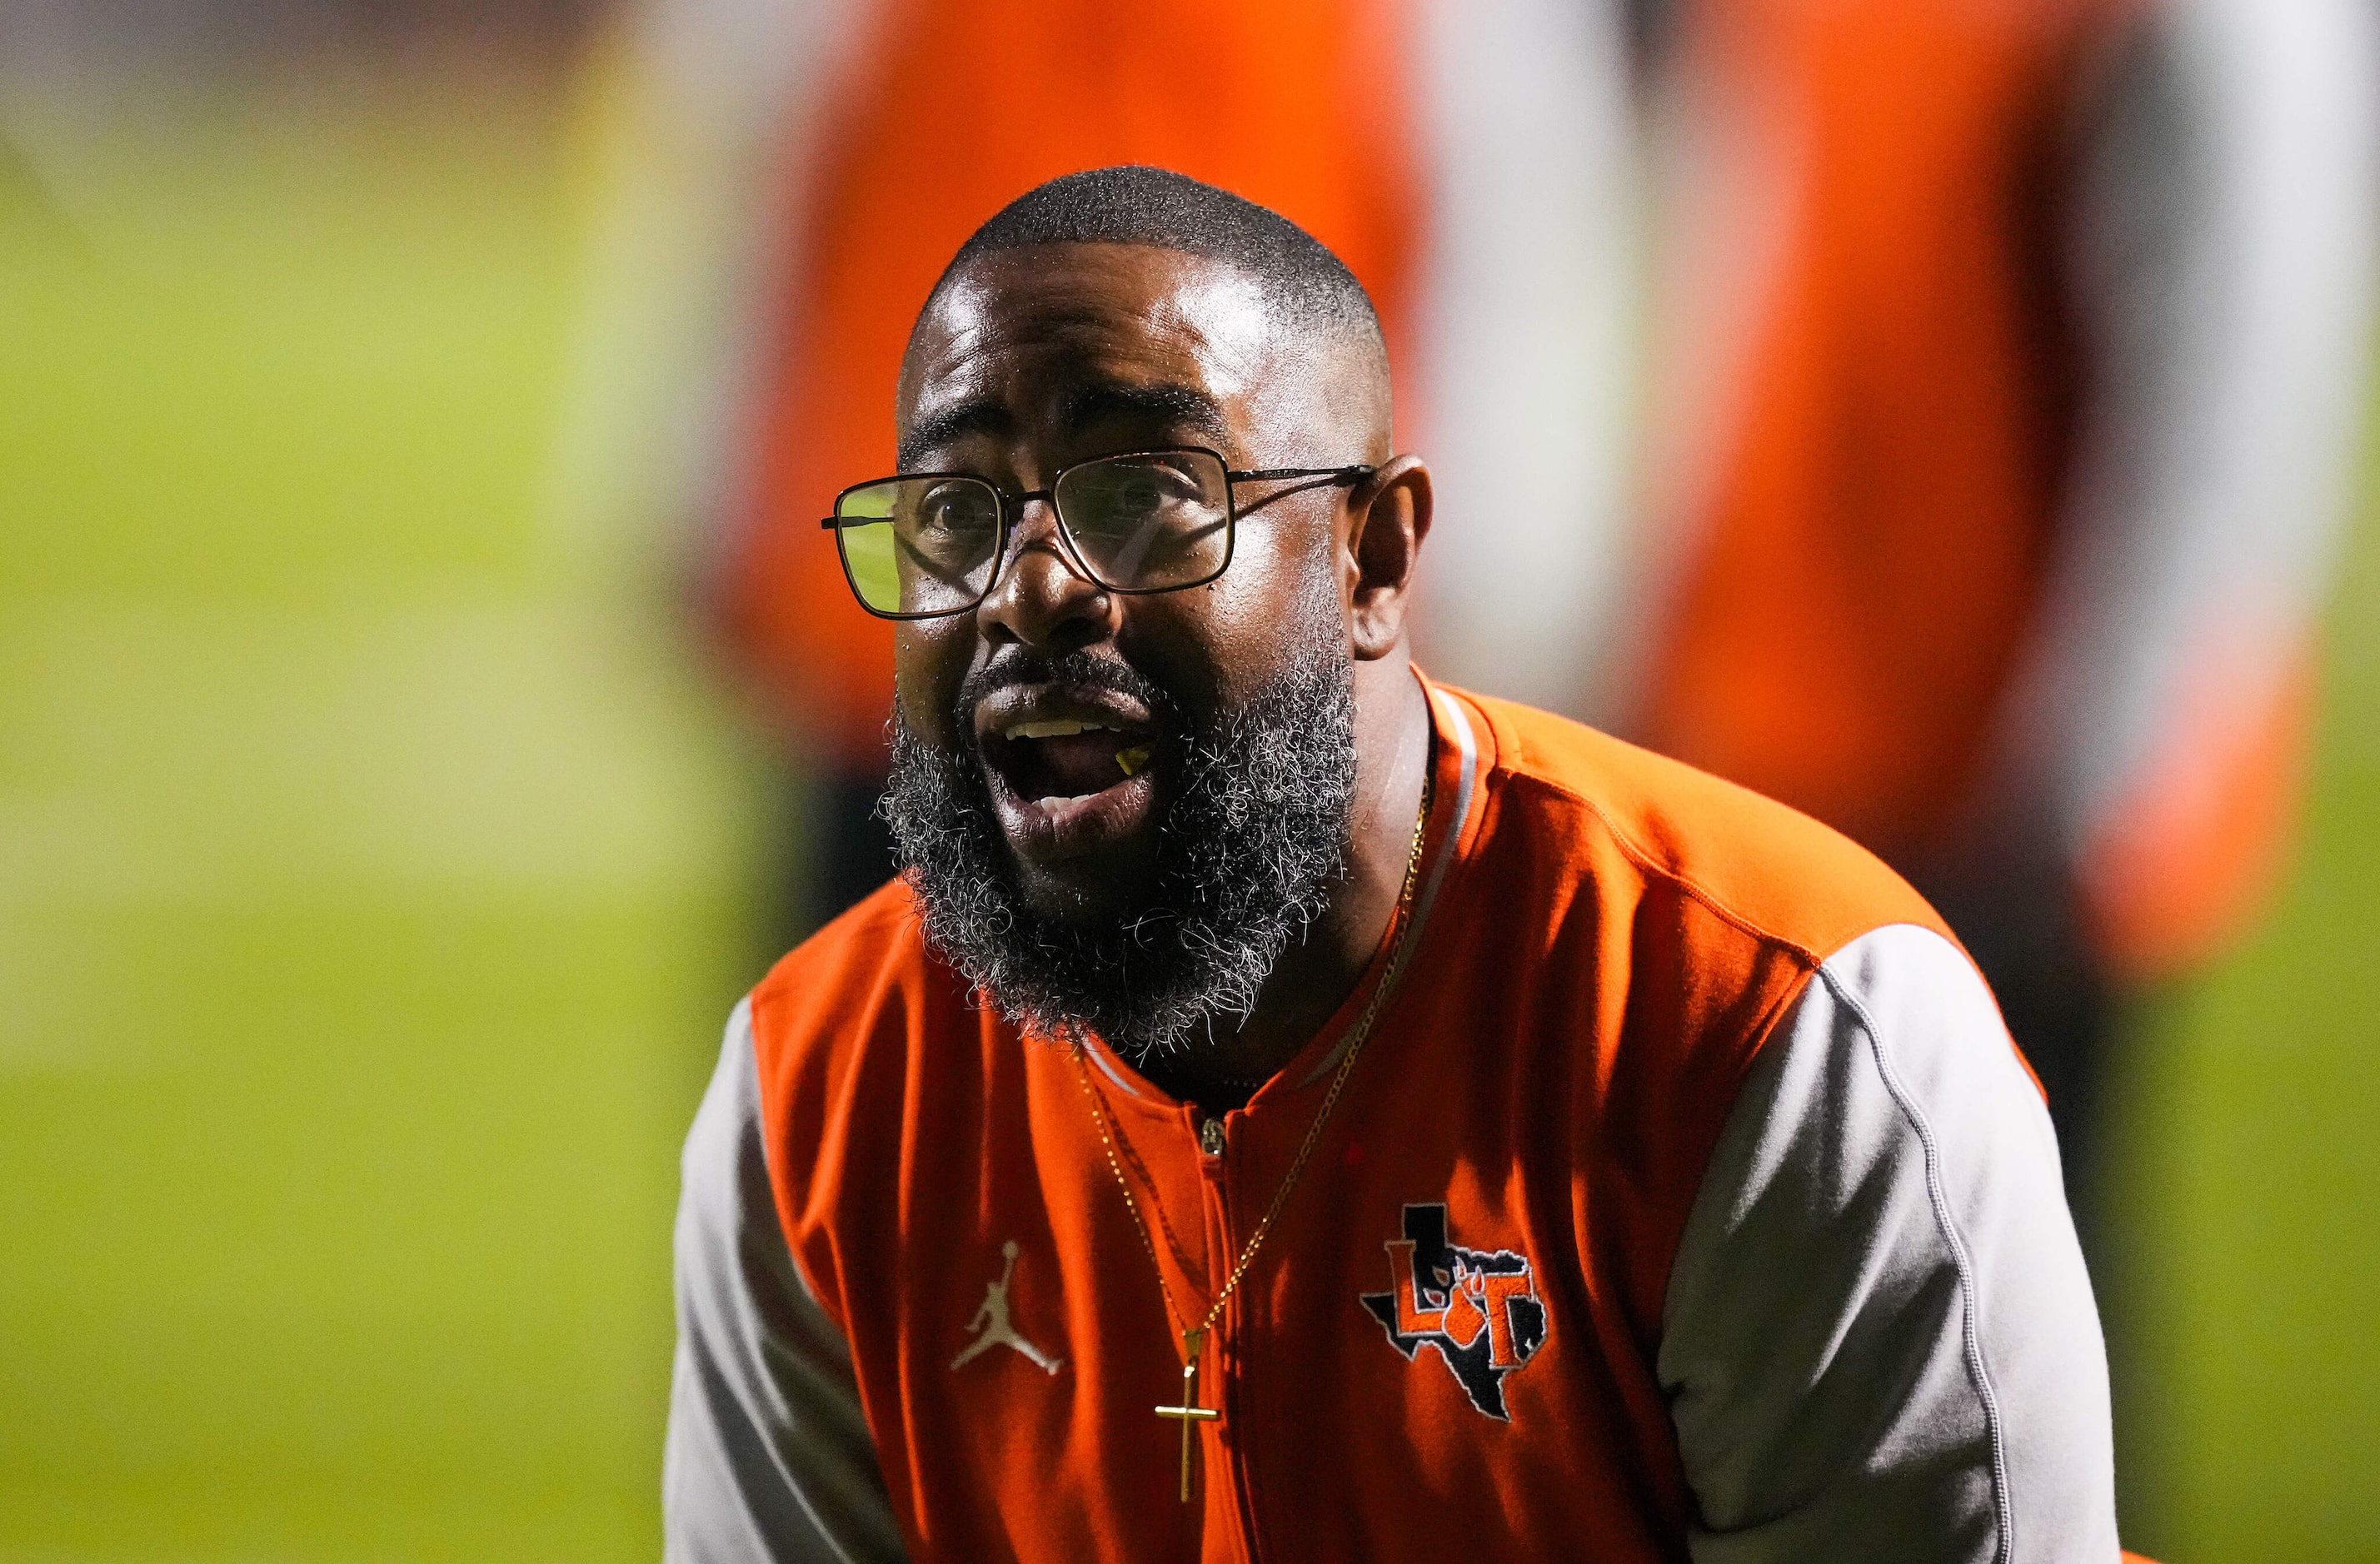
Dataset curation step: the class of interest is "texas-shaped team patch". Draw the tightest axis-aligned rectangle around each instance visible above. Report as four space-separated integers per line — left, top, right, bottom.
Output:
1360 1203 1548 1420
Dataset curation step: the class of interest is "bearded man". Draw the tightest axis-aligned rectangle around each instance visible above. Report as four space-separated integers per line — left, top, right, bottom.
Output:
664 167 2126 1562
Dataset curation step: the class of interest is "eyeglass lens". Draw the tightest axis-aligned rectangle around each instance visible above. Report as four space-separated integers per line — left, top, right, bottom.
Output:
835 450 1231 616
836 476 1003 616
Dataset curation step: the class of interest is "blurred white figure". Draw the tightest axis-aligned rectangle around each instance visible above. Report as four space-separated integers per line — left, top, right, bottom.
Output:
1405 0 1639 721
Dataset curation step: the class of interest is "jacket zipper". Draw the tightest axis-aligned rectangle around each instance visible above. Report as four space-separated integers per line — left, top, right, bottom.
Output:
1194 1110 1266 1564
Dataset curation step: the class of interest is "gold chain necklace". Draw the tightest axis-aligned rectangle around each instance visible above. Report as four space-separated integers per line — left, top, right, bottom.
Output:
1066 764 1435 1504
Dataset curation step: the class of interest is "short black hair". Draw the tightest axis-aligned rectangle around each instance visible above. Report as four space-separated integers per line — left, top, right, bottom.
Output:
926 165 1383 346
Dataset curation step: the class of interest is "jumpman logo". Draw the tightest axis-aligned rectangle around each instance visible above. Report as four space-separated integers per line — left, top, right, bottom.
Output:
951 1240 1062 1376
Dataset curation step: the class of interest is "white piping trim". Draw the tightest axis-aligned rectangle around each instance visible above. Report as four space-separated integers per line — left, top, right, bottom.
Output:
1083 1035 1145 1098
1818 958 2016 1564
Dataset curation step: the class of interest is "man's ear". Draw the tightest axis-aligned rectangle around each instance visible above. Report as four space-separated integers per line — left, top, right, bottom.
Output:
1345 456 1432 661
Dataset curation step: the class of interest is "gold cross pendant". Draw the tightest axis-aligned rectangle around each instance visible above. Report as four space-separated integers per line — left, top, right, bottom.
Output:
1153 1327 1222 1503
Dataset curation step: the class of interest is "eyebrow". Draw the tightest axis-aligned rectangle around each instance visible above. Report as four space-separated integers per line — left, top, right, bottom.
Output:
899 401 1015 469
1057 381 1232 450
897 380 1233 471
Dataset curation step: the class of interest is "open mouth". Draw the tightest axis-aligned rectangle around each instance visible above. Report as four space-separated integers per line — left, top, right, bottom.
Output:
984 718 1155 803
972 695 1165 862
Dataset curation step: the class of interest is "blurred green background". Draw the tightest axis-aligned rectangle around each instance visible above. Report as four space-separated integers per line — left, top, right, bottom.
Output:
0 44 758 1561
1 32 2375 1564
2108 393 2380 1560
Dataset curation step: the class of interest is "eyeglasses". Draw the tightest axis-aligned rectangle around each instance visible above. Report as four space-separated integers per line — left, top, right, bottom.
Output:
820 446 1374 620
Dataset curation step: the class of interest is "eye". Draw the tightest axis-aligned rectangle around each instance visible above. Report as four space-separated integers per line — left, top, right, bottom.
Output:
916 483 995 536
1116 466 1197 509
1070 460 1206 537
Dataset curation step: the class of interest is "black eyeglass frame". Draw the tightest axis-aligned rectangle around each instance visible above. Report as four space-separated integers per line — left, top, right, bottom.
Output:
818 446 1375 621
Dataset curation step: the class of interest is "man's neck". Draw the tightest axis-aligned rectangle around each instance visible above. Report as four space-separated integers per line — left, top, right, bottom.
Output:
1137 662 1434 1111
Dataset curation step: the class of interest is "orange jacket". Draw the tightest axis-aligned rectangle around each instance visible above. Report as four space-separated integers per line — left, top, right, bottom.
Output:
668 680 2124 1558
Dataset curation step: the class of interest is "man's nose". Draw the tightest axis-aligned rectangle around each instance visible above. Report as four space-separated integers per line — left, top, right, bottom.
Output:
974 499 1118 650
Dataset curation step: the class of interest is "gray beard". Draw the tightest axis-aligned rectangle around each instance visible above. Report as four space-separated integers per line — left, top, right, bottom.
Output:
881 638 1358 1063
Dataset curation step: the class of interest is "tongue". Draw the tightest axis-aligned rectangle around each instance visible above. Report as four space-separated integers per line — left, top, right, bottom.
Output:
1018 733 1138 799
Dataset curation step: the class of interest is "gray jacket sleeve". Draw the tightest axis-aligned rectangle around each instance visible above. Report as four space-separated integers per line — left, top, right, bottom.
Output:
662 999 908 1563
1659 924 2119 1563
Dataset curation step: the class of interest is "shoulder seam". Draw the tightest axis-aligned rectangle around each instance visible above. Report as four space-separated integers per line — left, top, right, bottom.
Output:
1495 766 1826 971
1816 953 2015 1564
735 988 850 1338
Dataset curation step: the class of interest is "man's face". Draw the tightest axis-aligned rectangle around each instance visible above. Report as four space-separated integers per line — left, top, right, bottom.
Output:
883 242 1372 1053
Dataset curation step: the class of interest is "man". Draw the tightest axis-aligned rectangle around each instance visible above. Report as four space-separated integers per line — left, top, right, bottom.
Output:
666 167 2126 1561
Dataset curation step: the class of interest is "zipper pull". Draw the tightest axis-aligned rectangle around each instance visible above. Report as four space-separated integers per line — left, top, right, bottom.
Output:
1199 1116 1225 1158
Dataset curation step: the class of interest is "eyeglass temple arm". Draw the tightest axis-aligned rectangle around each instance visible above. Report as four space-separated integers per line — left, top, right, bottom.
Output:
1225 464 1375 485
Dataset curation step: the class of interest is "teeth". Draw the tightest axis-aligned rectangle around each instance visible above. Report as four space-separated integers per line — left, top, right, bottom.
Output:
1004 719 1112 740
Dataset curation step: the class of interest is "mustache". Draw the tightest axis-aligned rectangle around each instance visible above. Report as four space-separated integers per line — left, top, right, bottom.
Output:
951 649 1179 740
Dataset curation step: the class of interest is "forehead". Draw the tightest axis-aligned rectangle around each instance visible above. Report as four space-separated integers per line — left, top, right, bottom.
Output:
898 243 1295 462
